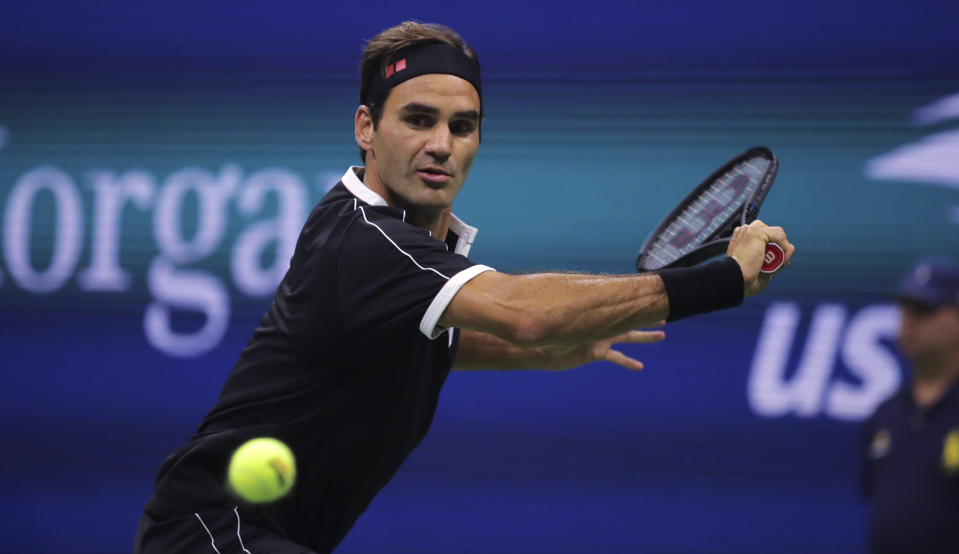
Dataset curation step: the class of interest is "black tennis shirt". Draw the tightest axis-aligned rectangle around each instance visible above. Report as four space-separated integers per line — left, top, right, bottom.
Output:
143 167 494 552
862 381 959 554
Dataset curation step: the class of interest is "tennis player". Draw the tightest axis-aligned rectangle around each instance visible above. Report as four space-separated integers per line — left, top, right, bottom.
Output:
135 21 795 554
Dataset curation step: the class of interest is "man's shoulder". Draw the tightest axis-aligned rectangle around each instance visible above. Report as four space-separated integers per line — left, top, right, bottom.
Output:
313 182 354 213
347 207 457 270
312 182 404 226
303 183 438 251
306 183 396 232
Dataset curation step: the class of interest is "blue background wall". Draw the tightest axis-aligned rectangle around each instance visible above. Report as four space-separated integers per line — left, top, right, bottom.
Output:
2 1 958 552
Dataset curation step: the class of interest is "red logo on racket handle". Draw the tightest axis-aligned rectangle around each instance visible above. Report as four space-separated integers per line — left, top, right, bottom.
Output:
760 243 785 274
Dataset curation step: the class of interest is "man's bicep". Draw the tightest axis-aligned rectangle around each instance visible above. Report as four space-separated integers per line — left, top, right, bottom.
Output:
438 270 523 340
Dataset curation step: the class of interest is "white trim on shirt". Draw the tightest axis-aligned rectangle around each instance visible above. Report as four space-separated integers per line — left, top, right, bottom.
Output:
341 166 480 256
420 264 495 339
358 206 453 281
341 166 388 206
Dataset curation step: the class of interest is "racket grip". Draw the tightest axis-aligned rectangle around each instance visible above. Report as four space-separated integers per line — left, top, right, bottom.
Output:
760 243 785 274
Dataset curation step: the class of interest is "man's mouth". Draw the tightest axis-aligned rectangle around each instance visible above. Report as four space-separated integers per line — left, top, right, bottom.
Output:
417 167 451 185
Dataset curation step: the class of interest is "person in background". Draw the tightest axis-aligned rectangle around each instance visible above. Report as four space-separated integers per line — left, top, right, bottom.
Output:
863 259 959 554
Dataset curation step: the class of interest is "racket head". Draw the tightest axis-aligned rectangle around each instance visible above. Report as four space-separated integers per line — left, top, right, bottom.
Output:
740 148 778 226
636 146 778 272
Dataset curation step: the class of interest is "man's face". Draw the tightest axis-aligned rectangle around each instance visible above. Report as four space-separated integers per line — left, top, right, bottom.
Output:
898 301 959 363
360 74 481 215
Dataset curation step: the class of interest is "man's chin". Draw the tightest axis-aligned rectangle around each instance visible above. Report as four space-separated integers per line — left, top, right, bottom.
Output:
410 189 454 208
417 179 452 193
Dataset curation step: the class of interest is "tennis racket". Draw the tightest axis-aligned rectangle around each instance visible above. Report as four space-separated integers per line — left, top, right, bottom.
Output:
635 146 784 274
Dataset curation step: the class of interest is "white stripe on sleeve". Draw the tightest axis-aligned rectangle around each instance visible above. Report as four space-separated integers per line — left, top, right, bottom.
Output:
419 265 495 339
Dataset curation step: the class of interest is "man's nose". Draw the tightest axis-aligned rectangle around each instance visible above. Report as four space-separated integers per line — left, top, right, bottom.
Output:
425 125 452 159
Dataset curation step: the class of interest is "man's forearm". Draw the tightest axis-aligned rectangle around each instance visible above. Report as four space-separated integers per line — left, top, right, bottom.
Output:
452 329 557 370
503 272 669 344
441 221 790 356
441 270 670 346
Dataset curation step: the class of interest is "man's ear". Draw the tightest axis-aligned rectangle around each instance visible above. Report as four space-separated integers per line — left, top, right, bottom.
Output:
355 105 374 152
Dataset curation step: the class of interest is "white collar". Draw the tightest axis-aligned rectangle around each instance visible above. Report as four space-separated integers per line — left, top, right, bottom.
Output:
341 166 388 206
340 166 479 256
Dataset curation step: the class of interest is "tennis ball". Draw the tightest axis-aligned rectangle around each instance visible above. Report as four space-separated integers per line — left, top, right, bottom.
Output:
227 437 296 504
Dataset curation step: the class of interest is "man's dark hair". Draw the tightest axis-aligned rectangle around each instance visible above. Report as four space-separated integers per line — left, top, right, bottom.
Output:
358 22 480 162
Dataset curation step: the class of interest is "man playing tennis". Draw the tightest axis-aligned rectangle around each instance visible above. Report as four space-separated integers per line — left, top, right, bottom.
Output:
135 21 795 554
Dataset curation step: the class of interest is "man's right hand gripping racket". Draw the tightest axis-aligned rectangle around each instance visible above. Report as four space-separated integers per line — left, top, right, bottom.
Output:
636 146 784 274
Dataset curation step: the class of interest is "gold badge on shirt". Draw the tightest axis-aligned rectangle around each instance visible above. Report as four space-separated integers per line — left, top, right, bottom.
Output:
870 429 892 459
942 429 959 475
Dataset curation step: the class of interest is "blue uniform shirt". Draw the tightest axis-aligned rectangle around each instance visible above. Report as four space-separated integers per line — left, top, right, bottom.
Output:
862 380 959 553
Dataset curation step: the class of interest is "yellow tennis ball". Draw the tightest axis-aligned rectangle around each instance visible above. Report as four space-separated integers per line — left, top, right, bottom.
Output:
227 437 296 503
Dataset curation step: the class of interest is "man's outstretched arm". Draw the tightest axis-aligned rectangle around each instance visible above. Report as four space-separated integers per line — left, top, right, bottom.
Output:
442 271 670 347
442 221 794 368
452 326 666 371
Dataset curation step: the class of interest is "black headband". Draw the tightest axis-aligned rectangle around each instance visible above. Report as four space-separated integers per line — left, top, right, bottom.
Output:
363 42 482 109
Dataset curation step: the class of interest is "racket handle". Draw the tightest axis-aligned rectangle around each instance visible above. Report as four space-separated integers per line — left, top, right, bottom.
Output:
760 243 785 274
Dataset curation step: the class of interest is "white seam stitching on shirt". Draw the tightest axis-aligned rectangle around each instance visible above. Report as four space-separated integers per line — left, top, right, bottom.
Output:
233 506 252 554
194 513 222 554
359 206 450 280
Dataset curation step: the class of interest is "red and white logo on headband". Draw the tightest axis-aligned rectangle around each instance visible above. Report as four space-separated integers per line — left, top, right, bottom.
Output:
384 59 407 78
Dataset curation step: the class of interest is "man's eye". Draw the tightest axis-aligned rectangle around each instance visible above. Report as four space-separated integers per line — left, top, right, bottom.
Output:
450 121 476 135
407 115 430 127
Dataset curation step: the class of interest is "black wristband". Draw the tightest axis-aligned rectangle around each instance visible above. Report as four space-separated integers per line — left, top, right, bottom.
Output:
657 257 745 322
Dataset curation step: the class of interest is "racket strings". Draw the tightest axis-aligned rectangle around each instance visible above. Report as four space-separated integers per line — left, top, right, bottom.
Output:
644 157 771 268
